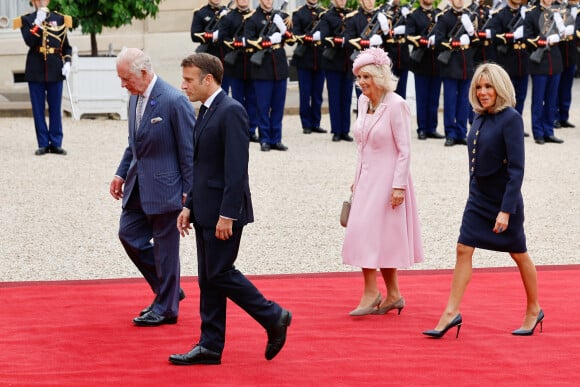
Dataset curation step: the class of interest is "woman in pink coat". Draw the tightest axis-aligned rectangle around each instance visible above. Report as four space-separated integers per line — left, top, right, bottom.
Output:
342 48 424 316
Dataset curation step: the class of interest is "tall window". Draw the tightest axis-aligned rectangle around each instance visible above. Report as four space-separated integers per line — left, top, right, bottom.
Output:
0 0 34 32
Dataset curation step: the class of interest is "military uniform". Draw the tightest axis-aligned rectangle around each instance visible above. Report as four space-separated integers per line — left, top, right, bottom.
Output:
219 7 260 142
473 2 496 65
291 3 327 134
489 4 530 115
17 8 72 155
406 5 443 140
319 5 354 141
432 7 478 146
191 3 231 92
245 6 293 151
385 4 411 98
524 4 564 143
555 2 577 127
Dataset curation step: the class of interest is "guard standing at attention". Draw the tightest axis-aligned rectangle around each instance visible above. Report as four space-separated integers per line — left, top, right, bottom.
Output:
406 0 445 140
245 0 293 152
385 0 411 98
15 0 72 156
291 0 328 135
191 0 232 92
554 0 577 128
220 0 260 143
319 0 355 142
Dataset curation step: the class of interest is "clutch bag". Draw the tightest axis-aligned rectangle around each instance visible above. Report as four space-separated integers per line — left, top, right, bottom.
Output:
340 198 351 228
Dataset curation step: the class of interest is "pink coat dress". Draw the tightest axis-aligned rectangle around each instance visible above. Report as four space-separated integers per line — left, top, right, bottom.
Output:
342 91 424 269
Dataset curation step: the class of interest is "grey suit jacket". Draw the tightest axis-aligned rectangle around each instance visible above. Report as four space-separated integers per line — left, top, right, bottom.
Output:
116 77 195 215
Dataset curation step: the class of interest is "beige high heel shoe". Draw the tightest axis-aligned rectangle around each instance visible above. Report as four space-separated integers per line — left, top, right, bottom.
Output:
373 297 405 315
349 293 382 316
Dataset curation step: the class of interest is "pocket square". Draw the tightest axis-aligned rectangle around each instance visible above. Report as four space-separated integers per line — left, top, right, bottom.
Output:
151 117 163 124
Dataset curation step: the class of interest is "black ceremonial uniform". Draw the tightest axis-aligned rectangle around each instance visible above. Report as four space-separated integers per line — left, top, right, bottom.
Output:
555 2 577 126
17 8 72 154
291 3 327 133
343 7 381 61
219 7 259 141
473 2 496 65
406 6 444 140
319 5 355 141
385 3 411 98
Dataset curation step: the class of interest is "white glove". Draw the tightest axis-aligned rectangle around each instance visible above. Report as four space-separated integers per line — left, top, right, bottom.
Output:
401 7 410 17
520 6 527 20
514 25 523 40
273 14 287 35
554 12 565 34
547 33 560 45
459 33 470 46
219 8 228 18
312 31 321 41
377 13 390 34
461 14 475 36
34 9 47 26
427 35 435 47
212 30 219 42
484 29 491 39
61 62 71 78
572 7 579 19
369 34 383 46
393 25 406 35
565 24 575 37
270 32 282 44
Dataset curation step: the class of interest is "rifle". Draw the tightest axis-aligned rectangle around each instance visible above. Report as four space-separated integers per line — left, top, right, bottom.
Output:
294 8 325 58
194 0 234 53
496 5 525 55
322 6 350 61
529 9 557 64
223 10 253 65
408 6 438 63
250 0 289 66
437 8 476 65
349 0 393 62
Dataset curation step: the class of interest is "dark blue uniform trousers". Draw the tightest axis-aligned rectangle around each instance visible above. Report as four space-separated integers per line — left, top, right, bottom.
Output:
254 79 286 145
325 70 353 135
442 78 470 141
414 74 441 135
231 78 259 137
531 73 561 139
194 225 282 353
511 74 528 116
297 68 325 130
393 68 408 99
557 65 576 122
28 81 64 148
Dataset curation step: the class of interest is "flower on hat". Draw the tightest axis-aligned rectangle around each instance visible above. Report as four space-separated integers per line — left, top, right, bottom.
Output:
352 48 392 75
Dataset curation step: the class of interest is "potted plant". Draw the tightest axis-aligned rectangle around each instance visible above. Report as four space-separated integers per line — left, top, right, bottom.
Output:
49 0 163 119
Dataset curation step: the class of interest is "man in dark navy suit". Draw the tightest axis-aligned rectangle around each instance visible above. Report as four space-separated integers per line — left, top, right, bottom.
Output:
169 53 291 365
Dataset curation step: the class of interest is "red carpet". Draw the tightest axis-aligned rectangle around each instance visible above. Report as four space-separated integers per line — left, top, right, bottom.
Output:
1 266 579 386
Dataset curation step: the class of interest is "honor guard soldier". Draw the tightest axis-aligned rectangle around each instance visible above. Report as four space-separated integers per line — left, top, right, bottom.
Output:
245 0 293 152
220 0 260 143
431 0 479 146
319 0 355 142
473 0 497 65
385 0 411 98
291 0 328 135
15 0 72 156
554 0 577 128
406 0 445 140
524 0 565 144
191 0 232 92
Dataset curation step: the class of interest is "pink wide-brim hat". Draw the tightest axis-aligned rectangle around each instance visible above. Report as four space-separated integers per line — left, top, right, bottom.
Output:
352 47 392 76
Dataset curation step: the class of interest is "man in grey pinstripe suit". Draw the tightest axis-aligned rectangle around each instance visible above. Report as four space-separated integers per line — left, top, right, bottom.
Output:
110 48 195 326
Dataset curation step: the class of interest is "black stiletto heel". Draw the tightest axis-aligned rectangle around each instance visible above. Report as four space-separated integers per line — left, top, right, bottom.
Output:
512 309 544 336
423 314 462 339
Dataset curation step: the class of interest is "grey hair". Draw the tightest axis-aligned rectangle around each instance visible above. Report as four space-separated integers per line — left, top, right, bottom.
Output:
117 47 153 75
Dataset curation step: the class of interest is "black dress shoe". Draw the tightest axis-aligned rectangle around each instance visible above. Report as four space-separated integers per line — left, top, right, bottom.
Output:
524 131 530 137
49 146 67 155
34 147 49 156
260 143 271 152
417 131 427 140
426 131 445 139
311 127 327 133
265 309 292 360
140 288 186 316
455 138 467 145
559 120 575 128
249 134 260 143
544 135 564 144
534 138 545 144
444 138 456 147
133 310 177 326
332 134 341 142
554 120 561 128
302 127 312 134
270 142 288 151
340 133 353 142
169 345 222 365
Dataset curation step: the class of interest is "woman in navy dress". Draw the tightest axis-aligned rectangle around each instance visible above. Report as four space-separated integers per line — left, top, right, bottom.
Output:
423 63 543 338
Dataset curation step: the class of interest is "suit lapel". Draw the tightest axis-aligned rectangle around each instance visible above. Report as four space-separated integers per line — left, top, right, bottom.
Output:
194 90 226 146
136 80 163 134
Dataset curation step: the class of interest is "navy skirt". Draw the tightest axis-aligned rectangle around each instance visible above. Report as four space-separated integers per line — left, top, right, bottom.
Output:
458 175 527 253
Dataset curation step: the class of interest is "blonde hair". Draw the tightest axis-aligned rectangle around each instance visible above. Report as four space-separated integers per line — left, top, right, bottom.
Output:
356 63 397 93
469 63 516 114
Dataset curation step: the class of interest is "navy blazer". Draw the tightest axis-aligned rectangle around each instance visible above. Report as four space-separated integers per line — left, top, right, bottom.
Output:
115 77 195 215
186 91 254 229
468 107 525 215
